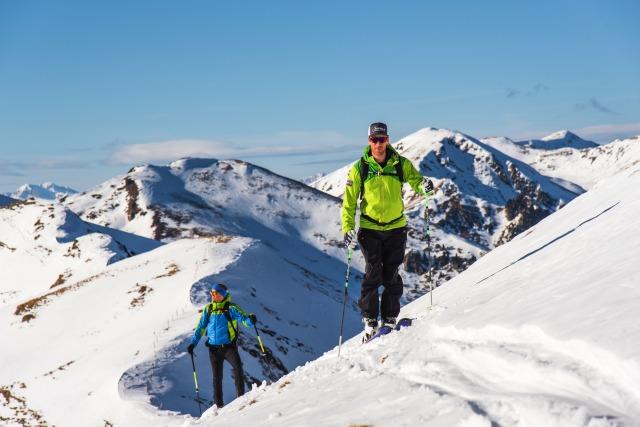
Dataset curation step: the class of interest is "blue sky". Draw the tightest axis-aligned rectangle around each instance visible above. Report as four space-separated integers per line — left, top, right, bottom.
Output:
1 0 639 192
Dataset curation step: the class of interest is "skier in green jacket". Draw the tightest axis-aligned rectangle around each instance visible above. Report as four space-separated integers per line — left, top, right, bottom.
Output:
342 122 434 340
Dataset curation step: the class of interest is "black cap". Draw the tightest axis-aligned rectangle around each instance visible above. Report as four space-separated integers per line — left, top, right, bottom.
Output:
368 122 388 137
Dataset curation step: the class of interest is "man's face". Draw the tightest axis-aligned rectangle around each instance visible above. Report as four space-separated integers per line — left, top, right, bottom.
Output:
368 135 389 158
211 290 224 302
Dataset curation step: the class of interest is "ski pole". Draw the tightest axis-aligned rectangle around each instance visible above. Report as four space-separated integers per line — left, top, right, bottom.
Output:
423 191 433 309
253 323 266 354
337 248 353 357
189 352 203 416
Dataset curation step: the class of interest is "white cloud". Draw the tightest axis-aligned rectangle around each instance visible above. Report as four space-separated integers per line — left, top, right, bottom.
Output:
35 158 89 169
107 139 231 165
508 122 640 144
1 157 88 175
575 123 640 139
106 131 360 166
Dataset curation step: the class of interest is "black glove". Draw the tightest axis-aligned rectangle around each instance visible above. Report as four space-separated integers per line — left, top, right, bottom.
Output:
423 179 434 194
344 230 356 250
249 313 257 324
187 344 195 355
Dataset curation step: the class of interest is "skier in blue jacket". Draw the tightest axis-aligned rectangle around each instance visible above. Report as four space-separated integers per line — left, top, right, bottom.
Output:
187 283 256 408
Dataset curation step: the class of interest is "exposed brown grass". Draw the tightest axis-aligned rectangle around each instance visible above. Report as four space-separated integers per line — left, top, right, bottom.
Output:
43 360 75 378
1 199 36 211
0 383 50 426
33 218 44 233
278 380 291 389
213 234 233 243
153 263 180 279
238 398 258 411
50 273 68 288
21 314 36 323
63 240 80 258
0 241 16 252
15 272 107 321
129 283 154 308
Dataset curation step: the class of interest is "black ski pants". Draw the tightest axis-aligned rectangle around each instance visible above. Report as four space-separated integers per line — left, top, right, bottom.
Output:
208 344 245 407
357 226 407 320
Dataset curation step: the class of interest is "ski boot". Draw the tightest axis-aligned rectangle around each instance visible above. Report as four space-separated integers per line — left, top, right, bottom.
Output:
382 317 397 329
362 317 378 342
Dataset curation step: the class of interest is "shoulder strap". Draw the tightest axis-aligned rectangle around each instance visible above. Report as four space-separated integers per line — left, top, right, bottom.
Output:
395 157 404 183
359 157 369 199
223 302 238 342
206 303 213 321
359 156 404 199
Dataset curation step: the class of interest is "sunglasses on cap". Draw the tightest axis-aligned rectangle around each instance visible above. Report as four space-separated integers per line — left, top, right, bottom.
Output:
369 136 388 144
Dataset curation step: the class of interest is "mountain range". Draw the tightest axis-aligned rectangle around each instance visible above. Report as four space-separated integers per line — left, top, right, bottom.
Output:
199 142 640 427
1 127 638 425
311 129 638 300
5 182 78 201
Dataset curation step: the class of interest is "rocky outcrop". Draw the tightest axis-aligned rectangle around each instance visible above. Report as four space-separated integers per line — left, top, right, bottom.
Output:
124 178 140 221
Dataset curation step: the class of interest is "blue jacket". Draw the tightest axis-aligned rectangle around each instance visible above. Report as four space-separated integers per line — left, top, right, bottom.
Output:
190 294 253 346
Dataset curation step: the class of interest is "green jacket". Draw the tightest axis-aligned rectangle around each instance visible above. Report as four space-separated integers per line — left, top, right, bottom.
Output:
341 145 425 234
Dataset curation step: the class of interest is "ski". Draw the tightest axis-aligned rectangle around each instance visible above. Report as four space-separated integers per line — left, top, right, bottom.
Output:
394 317 412 330
363 317 413 343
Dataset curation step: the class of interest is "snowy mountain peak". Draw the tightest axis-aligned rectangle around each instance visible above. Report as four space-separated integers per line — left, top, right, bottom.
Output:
66 157 342 244
541 129 577 141
519 130 597 150
8 182 78 201
612 134 640 144
168 157 220 173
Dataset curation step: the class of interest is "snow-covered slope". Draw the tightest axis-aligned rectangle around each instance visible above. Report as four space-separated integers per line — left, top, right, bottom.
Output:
61 158 363 391
312 128 580 295
7 182 78 201
482 135 640 191
0 237 243 426
0 199 161 309
1 160 363 425
65 158 342 251
197 164 640 427
0 232 361 426
62 158 363 360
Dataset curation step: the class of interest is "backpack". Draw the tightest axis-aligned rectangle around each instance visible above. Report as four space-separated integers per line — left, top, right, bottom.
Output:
206 301 239 343
358 156 405 199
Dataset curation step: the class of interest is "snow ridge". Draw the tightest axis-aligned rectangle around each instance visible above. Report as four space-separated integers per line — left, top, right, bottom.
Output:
196 164 640 427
